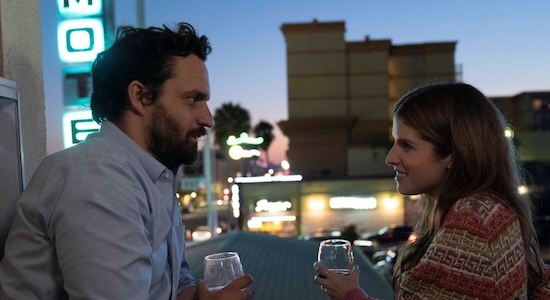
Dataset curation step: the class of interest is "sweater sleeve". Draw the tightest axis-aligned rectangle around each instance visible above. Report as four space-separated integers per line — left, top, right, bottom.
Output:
344 288 376 300
533 263 550 299
397 193 528 299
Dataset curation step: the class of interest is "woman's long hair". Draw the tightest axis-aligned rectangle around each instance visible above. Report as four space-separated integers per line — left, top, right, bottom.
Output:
391 83 542 295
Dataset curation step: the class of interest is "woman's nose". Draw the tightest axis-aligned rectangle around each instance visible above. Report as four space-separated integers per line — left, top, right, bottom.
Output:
385 145 397 167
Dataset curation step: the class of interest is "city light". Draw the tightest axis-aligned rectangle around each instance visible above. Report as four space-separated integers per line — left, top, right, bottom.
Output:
226 132 264 146
329 196 377 210
382 197 399 210
518 185 529 195
228 145 261 160
246 215 297 230
281 160 290 170
504 126 514 140
231 184 240 218
255 199 292 213
308 199 325 211
234 175 303 183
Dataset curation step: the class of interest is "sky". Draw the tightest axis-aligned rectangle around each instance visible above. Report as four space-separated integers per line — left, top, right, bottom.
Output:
40 0 550 165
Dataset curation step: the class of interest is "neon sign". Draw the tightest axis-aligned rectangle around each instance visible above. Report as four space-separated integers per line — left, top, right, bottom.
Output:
63 109 100 148
57 0 105 63
58 18 105 63
57 0 102 17
254 199 292 213
226 132 264 146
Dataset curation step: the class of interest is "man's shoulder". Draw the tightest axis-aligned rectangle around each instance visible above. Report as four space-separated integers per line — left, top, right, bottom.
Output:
44 134 131 167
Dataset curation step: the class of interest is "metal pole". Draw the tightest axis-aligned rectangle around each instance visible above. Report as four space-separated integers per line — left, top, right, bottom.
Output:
204 129 218 237
136 0 145 28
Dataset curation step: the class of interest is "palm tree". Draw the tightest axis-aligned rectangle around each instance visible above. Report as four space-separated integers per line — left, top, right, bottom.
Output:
253 120 274 165
213 102 251 153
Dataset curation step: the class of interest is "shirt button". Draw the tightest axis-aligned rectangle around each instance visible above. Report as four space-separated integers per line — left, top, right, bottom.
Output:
163 172 172 180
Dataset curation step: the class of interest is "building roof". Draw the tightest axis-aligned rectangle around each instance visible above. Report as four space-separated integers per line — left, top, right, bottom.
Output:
186 231 393 299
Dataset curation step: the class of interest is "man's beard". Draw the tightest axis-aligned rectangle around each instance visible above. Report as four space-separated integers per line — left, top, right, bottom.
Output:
147 105 206 169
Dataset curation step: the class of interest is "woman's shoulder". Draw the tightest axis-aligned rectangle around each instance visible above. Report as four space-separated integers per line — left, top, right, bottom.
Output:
444 190 519 239
451 190 512 215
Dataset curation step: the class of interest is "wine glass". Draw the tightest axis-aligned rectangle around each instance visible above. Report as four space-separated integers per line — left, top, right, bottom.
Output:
317 239 354 275
203 252 245 292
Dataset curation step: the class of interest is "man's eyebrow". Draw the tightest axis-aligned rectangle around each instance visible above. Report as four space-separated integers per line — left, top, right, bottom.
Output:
182 89 209 99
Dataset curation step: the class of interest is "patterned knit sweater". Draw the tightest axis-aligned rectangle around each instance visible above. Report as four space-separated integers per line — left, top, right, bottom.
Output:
345 191 550 300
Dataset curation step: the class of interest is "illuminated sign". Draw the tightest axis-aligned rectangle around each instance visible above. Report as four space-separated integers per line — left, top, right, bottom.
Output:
63 109 100 148
254 199 292 213
234 175 303 184
329 196 377 210
231 184 240 218
228 145 261 160
58 18 105 63
247 215 297 229
226 132 264 146
58 0 102 17
180 177 205 190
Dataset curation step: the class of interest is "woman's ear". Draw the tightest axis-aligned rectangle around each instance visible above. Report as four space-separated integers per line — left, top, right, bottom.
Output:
446 155 453 169
127 80 149 116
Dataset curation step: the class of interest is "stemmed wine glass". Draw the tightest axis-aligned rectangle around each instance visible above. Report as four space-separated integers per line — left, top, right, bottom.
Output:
203 252 245 292
317 239 354 275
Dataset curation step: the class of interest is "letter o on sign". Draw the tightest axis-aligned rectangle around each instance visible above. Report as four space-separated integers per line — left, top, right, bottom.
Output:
57 18 104 63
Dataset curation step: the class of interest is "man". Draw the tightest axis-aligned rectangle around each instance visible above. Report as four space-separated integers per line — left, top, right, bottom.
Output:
0 23 253 299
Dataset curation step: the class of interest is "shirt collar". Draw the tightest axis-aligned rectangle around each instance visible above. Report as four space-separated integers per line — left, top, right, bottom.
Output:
95 121 170 183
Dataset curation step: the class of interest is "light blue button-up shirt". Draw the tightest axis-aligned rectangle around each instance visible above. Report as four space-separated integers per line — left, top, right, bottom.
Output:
0 121 194 299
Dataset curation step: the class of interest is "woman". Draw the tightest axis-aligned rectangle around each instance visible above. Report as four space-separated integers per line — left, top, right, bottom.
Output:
314 83 550 299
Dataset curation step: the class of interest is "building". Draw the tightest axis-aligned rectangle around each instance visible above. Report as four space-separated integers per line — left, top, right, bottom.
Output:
491 91 550 162
278 20 458 179
233 20 457 237
238 177 405 237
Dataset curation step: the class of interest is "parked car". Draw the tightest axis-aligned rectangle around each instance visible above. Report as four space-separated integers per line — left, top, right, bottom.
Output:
303 228 343 241
353 225 414 258
373 246 400 284
191 225 222 242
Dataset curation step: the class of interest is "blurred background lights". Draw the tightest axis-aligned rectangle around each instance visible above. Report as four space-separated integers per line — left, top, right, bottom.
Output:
504 126 514 140
281 160 290 170
518 185 529 195
255 199 292 213
308 199 325 211
382 197 399 210
329 196 377 210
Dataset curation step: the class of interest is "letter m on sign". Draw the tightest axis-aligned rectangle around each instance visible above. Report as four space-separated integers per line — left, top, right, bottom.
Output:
58 0 102 17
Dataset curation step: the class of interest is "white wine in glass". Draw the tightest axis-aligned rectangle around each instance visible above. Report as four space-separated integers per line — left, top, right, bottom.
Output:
203 252 244 292
317 239 354 275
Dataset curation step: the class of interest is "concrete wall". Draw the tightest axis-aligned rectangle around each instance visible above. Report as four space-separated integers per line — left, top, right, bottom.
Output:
0 0 46 184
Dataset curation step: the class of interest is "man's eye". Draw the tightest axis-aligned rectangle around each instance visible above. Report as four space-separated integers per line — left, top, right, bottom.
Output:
184 96 197 103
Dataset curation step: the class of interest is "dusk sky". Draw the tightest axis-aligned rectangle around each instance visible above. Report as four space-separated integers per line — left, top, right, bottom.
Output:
41 1 550 165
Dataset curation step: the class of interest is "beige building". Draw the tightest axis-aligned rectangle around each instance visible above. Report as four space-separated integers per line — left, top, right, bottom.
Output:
234 20 457 237
491 91 550 162
238 21 550 238
278 20 457 179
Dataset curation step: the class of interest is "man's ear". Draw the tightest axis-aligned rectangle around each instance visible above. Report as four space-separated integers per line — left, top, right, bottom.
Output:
127 80 150 116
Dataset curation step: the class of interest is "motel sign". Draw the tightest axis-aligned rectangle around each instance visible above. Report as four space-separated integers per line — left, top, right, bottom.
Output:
57 0 105 64
57 0 112 148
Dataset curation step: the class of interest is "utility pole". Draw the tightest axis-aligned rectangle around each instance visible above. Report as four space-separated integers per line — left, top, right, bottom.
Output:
204 129 218 237
136 0 145 28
